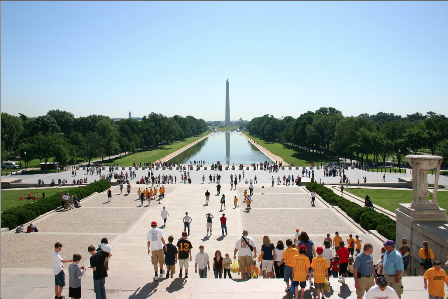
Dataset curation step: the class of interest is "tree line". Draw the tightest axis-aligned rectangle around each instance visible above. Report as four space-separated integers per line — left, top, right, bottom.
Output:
1 110 208 167
245 108 448 168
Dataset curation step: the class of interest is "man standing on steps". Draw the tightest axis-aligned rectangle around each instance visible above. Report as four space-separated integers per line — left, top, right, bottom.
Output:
234 230 257 279
216 183 221 195
220 213 227 236
183 212 192 235
177 231 193 278
205 190 210 205
249 183 254 196
161 207 169 227
382 240 404 299
354 243 376 299
88 244 112 299
310 190 316 206
272 176 275 187
147 221 166 281
107 188 112 203
206 213 214 236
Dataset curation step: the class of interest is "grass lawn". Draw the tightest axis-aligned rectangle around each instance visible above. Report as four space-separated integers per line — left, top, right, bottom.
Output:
345 188 448 215
243 132 335 166
1 187 77 212
102 132 210 166
366 168 408 173
209 126 240 131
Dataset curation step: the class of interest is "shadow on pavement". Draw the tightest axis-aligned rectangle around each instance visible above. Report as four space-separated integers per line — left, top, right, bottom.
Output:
128 281 158 298
166 278 187 293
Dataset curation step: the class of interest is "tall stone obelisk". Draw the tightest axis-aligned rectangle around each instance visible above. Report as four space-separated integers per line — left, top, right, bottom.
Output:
225 79 230 126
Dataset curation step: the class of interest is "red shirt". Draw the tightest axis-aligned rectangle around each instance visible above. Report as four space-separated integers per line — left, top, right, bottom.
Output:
337 247 349 264
220 216 226 224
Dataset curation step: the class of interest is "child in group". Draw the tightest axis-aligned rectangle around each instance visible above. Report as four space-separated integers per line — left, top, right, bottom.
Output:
331 256 340 278
97 238 112 271
311 247 330 299
234 196 238 209
375 247 386 278
245 196 251 210
292 245 311 299
68 253 85 299
223 253 232 279
250 260 260 278
347 256 354 277
165 235 178 278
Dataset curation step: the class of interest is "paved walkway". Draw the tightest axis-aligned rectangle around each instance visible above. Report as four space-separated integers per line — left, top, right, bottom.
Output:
1 171 443 298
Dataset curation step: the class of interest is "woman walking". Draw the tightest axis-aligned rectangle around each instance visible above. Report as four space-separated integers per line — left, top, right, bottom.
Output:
213 250 223 278
274 240 285 278
260 235 276 278
419 241 434 276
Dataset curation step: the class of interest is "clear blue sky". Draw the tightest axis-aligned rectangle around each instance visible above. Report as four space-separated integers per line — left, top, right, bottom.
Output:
2 1 448 121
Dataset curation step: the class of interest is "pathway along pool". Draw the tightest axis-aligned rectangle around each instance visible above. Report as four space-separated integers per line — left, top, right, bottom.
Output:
167 132 271 165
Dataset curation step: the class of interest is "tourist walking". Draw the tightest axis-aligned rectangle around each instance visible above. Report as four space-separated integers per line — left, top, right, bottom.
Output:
195 245 210 278
399 238 412 276
382 240 404 299
260 235 276 278
274 240 285 278
220 194 226 210
217 183 221 195
353 243 376 299
249 183 254 196
311 247 330 299
223 253 232 279
298 231 316 265
52 242 73 299
220 213 227 236
205 190 210 205
272 176 275 187
337 241 350 278
213 250 223 278
183 212 192 235
161 206 169 227
164 235 178 278
107 188 112 203
88 244 112 299
419 241 434 276
322 241 333 277
333 232 342 251
310 189 316 206
292 245 311 299
234 230 257 279
206 213 214 236
365 277 399 299
423 259 448 299
278 239 298 292
347 234 356 256
147 221 166 281
177 231 193 278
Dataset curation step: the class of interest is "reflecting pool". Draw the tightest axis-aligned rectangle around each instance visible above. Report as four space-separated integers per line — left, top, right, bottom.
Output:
168 132 271 164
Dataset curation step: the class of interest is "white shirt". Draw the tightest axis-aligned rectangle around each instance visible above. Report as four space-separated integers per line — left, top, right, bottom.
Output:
275 248 284 262
249 184 254 189
294 232 301 244
322 248 333 266
100 243 112 253
311 191 316 197
52 251 63 275
235 236 256 257
161 209 169 219
183 215 192 223
147 228 164 251
365 285 398 299
195 251 209 270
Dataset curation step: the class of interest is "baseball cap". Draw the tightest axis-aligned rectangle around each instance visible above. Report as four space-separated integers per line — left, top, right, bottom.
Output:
163 206 165 209
316 247 323 254
151 221 157 226
376 276 388 287
299 245 306 251
383 240 395 247
242 230 249 234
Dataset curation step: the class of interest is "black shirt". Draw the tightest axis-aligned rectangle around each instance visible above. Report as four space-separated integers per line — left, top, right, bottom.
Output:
90 251 110 280
214 257 223 269
205 191 210 197
177 239 193 260
165 244 178 265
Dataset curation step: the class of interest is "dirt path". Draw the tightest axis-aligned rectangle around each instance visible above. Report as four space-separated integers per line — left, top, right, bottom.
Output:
240 132 289 166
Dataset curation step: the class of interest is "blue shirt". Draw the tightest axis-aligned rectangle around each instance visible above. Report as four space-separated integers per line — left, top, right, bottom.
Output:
353 252 374 276
261 243 275 260
382 249 404 275
298 240 314 257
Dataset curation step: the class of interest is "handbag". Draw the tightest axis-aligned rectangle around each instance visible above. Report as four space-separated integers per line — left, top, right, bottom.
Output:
324 278 331 292
230 260 239 273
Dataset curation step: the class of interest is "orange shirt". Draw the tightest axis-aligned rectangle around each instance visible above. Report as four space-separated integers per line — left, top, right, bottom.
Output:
282 247 299 267
160 187 165 194
154 188 158 194
292 254 310 282
347 238 356 249
138 189 142 195
234 197 238 204
424 268 448 297
311 256 329 284
355 239 362 250
419 248 435 259
333 236 342 247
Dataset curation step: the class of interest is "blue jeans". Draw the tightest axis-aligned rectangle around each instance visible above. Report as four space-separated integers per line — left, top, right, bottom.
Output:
184 222 190 234
221 223 227 235
93 278 106 299
199 268 207 278
284 265 293 283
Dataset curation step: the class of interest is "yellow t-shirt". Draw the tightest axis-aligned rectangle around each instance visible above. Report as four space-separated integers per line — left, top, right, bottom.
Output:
419 248 435 259
160 187 165 194
347 238 356 249
244 191 247 197
356 239 361 250
333 236 342 247
149 190 153 196
138 189 142 195
292 254 310 282
143 189 148 196
246 198 250 205
282 247 299 267
154 188 158 194
234 197 238 204
424 268 448 297
311 256 329 284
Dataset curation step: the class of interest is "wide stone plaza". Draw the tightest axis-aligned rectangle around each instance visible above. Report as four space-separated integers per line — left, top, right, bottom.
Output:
1 166 435 298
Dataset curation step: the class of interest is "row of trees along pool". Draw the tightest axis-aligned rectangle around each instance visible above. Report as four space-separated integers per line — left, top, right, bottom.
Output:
245 108 448 168
1 110 208 166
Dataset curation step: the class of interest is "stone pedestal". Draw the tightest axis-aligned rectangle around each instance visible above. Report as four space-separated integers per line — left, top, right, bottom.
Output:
395 155 447 274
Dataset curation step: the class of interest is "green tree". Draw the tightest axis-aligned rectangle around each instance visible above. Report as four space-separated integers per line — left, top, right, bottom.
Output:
47 109 75 137
1 112 24 157
422 118 448 155
18 143 36 169
81 132 104 165
34 133 62 173
436 139 448 161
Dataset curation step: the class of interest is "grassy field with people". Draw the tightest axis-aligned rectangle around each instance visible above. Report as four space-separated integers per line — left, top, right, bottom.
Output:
345 188 448 215
103 132 210 166
243 132 334 166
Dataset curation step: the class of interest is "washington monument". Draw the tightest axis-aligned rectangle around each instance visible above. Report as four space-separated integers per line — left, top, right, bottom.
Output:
225 79 230 126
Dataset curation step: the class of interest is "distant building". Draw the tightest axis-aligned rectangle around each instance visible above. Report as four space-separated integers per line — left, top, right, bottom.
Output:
225 79 230 126
129 111 132 119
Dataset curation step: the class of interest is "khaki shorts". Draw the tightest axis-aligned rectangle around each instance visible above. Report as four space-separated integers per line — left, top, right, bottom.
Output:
206 223 212 229
151 249 165 265
385 274 403 296
179 259 189 268
166 264 175 274
261 260 274 271
355 276 375 297
238 255 253 271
